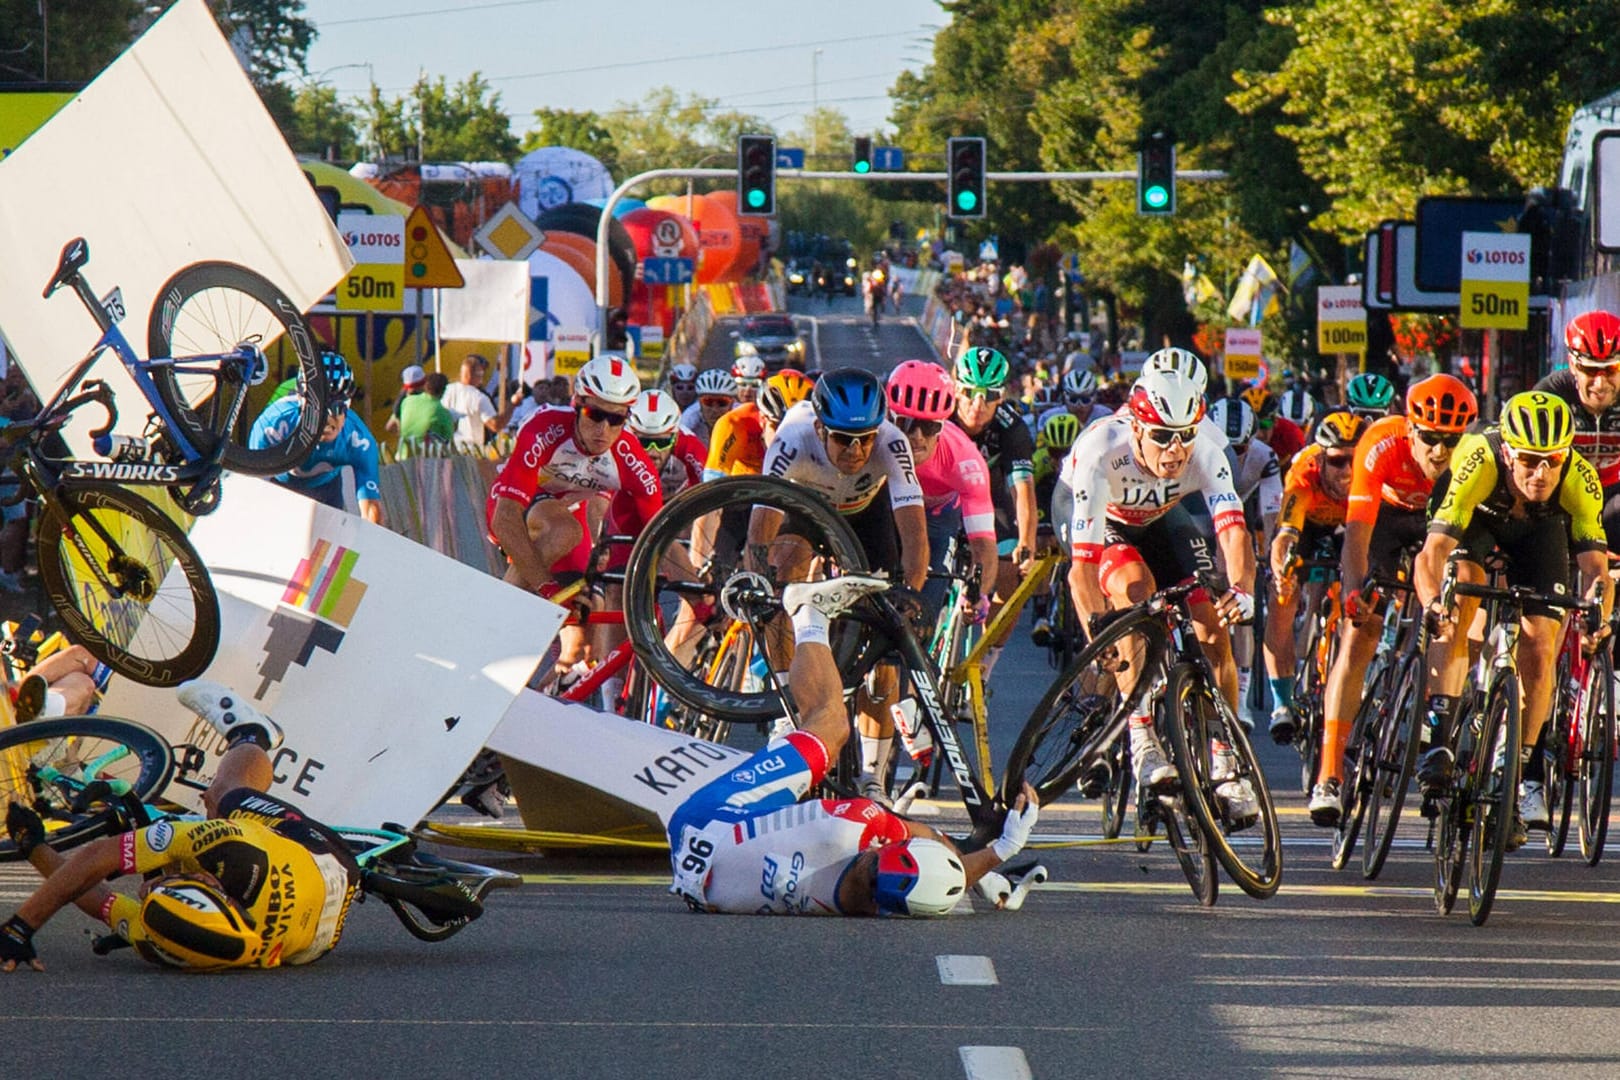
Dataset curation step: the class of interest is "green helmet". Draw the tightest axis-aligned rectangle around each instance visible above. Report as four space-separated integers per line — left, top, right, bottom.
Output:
954 346 1009 390
1346 372 1395 415
1039 411 1081 452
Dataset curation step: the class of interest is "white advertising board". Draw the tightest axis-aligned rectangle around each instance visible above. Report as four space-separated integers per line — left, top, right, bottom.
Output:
438 259 531 344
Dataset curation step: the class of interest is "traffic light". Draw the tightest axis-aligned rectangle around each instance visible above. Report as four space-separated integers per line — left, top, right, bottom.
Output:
853 136 872 174
947 136 986 219
737 134 776 215
1137 132 1175 215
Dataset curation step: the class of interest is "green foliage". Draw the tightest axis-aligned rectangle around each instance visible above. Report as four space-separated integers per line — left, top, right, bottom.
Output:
0 0 142 82
285 83 360 160
521 108 619 171
365 73 519 163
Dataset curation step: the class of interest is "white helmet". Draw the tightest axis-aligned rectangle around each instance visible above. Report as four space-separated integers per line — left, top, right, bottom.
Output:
574 353 641 405
1142 347 1208 396
1128 368 1205 428
628 389 681 438
668 363 698 385
731 353 766 382
1061 368 1098 404
694 368 738 398
1280 386 1318 426
1208 396 1256 445
872 838 967 917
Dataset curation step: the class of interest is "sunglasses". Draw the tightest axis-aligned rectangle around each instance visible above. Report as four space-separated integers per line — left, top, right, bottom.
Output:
700 396 735 409
735 377 763 388
1324 452 1354 470
895 416 943 437
1414 430 1462 449
639 434 676 452
960 387 1003 403
577 403 629 427
1572 359 1620 377
1506 445 1568 471
1141 424 1197 447
670 380 696 391
827 428 879 448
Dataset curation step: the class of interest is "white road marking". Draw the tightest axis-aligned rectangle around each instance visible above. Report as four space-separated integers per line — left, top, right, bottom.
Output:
937 954 998 985
960 1046 1033 1080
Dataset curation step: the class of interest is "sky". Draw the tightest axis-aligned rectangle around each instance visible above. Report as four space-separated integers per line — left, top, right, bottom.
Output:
299 0 948 144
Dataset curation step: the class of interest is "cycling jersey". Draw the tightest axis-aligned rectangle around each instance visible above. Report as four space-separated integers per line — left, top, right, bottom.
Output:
762 401 922 515
704 402 768 480
1263 417 1307 472
248 398 381 505
1429 430 1606 554
951 400 1035 543
659 429 708 496
487 405 663 535
679 400 716 445
1278 445 1350 533
104 789 360 969
1347 415 1433 526
1062 414 1244 562
915 421 995 541
1533 369 1620 486
1234 441 1283 521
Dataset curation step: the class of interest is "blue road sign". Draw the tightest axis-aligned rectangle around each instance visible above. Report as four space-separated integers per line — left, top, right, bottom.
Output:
776 147 805 169
874 146 905 171
643 257 695 286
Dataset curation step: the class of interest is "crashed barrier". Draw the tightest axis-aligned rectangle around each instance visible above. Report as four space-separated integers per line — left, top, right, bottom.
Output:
376 452 505 576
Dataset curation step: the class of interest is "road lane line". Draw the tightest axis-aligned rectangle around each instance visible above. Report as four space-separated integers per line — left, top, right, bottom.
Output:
937 955 998 985
960 1046 1033 1080
1198 953 1620 966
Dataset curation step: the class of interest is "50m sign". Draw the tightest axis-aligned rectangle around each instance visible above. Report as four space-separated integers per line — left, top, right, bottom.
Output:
336 263 405 312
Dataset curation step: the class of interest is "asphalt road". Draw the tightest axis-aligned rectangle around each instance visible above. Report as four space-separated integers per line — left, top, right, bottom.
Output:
697 290 933 376
7 309 1620 1077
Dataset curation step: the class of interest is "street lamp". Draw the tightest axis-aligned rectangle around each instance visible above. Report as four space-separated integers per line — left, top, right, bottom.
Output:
308 62 376 163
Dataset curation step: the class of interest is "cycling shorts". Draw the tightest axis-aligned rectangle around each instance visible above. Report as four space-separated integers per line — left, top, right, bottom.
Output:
1097 503 1225 601
1364 505 1426 586
922 505 962 623
665 731 829 850
1444 508 1574 622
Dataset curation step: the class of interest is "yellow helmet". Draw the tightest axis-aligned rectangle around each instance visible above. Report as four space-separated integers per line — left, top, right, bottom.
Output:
1500 391 1574 454
1240 384 1272 417
1039 411 1081 452
139 874 261 970
758 369 814 423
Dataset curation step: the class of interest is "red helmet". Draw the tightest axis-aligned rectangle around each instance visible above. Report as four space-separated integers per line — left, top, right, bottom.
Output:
1565 310 1620 365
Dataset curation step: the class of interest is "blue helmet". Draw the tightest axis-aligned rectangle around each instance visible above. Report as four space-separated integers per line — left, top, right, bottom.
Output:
300 352 355 409
811 367 886 433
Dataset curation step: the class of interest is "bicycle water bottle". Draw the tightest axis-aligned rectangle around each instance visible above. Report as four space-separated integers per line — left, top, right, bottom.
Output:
92 433 148 462
890 698 934 768
745 652 771 694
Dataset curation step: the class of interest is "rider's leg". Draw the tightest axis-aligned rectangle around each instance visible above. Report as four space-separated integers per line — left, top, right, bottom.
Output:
1319 615 1383 786
1100 549 1175 788
202 745 274 817
1188 597 1239 713
502 498 584 591
1264 582 1300 736
1518 612 1564 753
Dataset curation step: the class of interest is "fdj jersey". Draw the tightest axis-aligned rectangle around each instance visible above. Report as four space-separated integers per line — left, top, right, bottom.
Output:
762 401 922 515
952 400 1034 541
248 397 381 504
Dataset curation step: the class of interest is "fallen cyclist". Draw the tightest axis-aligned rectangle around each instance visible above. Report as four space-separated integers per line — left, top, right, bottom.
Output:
667 574 1041 916
1 682 361 972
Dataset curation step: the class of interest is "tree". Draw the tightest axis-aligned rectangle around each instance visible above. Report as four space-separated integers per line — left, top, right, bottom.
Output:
285 82 360 161
521 107 619 171
583 87 767 194
365 73 519 163
776 109 935 253
0 0 141 83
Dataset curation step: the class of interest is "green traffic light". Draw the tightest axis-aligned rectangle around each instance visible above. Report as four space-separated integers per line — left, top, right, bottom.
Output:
854 160 871 174
746 188 766 209
1144 185 1168 209
955 190 978 212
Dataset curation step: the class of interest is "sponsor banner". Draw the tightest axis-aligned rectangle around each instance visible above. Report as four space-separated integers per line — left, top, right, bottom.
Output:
336 262 405 312
1316 284 1367 355
102 474 563 826
1459 230 1530 330
438 258 529 343
1224 327 1263 380
553 328 591 375
337 212 404 264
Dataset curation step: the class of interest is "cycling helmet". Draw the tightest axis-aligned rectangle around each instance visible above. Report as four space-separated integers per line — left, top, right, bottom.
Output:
1208 397 1256 446
1128 369 1205 428
1345 372 1396 416
574 353 641 405
300 352 355 408
1405 374 1477 432
1500 391 1575 453
140 875 260 970
1039 411 1081 452
668 362 698 385
812 367 887 433
1565 310 1620 365
1241 384 1273 418
955 346 1010 390
1062 367 1099 405
872 838 966 917
1313 409 1368 450
1279 386 1318 427
628 389 681 438
1142 347 1208 395
1032 385 1059 410
694 368 739 398
731 353 767 383
758 369 813 423
886 360 955 421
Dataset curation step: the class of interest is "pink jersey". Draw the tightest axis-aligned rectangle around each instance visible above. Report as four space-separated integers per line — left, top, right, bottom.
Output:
914 422 996 541
486 405 663 535
659 429 708 497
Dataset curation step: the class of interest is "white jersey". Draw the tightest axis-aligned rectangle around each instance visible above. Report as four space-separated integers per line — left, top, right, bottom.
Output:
1234 441 1283 522
1061 413 1245 560
679 401 714 444
762 401 923 514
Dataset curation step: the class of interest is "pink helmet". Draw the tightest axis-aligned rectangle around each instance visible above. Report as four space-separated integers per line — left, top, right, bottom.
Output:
885 360 956 421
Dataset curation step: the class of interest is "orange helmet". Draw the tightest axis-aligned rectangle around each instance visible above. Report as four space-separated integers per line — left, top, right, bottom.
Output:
1566 310 1620 365
1406 374 1477 433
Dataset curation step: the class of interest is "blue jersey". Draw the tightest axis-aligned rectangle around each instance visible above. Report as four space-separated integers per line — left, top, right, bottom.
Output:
248 396 381 504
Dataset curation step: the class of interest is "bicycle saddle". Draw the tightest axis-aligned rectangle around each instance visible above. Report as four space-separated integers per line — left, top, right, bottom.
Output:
43 237 89 299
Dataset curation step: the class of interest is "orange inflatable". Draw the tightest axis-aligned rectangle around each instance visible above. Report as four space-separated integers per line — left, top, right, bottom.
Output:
540 232 624 308
704 190 764 282
646 193 741 285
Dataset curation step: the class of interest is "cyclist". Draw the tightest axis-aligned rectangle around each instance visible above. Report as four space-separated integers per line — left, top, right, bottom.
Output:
248 353 385 527
1247 386 1307 474
679 368 739 445
1028 412 1081 646
1415 392 1614 844
1534 310 1620 542
731 352 766 406
0 682 359 972
754 368 927 800
704 370 814 481
666 575 1040 915
1210 396 1283 716
1345 371 1398 423
1063 368 1258 819
666 362 699 413
1037 368 1112 434
1264 410 1365 746
628 389 707 498
1280 383 1321 435
1307 374 1476 826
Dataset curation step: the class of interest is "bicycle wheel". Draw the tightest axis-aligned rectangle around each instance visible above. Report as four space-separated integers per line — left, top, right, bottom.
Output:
1002 608 1155 806
1362 652 1424 880
1151 789 1218 906
1099 735 1130 840
1545 659 1577 858
36 484 220 686
0 716 175 861
147 261 325 476
1293 606 1327 792
1164 662 1283 899
623 476 867 722
1330 673 1382 872
1467 673 1520 926
1577 648 1615 866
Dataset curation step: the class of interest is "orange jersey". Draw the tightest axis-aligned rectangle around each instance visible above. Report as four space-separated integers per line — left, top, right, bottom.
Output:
1279 444 1349 531
705 402 767 478
1347 415 1432 526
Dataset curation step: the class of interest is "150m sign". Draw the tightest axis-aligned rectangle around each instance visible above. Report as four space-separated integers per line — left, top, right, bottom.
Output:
336 263 405 312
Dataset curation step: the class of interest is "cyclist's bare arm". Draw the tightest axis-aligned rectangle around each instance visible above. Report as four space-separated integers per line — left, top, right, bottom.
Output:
1067 558 1110 630
896 503 929 590
1577 548 1615 627
969 534 1000 594
1014 478 1037 570
1338 518 1373 596
1269 527 1298 583
15 836 121 936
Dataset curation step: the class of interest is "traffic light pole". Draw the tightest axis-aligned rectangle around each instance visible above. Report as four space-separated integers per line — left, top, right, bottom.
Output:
593 166 1230 335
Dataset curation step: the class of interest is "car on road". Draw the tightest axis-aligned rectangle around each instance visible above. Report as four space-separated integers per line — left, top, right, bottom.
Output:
732 314 805 371
785 257 816 295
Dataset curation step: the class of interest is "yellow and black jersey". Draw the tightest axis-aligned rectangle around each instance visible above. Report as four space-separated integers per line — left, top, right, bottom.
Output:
1428 429 1606 554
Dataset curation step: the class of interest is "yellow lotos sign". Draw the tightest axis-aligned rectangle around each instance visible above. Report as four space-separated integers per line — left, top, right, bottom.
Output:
1458 231 1530 331
1316 285 1367 356
336 263 405 312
